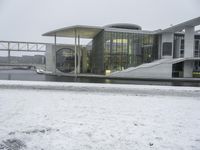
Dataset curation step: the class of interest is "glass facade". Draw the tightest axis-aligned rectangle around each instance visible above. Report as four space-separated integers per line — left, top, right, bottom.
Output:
174 34 200 58
91 31 158 74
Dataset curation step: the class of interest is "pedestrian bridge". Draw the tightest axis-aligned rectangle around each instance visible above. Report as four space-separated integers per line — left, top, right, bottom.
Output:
0 41 47 69
0 40 47 52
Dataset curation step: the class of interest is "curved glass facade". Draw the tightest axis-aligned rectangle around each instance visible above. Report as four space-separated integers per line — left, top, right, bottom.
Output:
91 31 158 74
56 48 76 73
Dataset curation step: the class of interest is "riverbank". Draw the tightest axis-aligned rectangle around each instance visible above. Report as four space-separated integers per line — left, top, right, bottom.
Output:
45 71 200 82
0 80 200 97
0 80 200 149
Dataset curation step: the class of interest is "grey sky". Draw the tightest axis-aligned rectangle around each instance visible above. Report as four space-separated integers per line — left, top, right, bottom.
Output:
0 0 199 44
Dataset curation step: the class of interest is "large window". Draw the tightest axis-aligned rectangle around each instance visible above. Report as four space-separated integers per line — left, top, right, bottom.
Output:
56 48 76 73
162 42 172 56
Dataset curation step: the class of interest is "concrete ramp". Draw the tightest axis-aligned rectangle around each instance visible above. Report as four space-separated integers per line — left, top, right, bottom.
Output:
110 58 195 79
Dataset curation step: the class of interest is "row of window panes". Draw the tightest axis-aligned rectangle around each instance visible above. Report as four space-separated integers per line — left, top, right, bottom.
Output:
103 31 157 71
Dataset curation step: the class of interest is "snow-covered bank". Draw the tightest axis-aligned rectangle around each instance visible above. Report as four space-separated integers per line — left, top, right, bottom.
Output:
0 80 200 97
0 80 200 150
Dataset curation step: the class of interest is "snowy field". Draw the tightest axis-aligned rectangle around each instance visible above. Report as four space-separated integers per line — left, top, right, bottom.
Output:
0 81 200 150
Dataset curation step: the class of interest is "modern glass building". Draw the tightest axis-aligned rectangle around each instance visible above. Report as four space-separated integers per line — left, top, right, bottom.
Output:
43 16 200 78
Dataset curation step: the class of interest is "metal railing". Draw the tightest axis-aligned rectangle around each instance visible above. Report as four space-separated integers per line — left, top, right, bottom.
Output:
0 41 47 52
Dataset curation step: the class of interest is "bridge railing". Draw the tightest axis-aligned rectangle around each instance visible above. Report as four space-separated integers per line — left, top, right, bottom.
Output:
0 41 48 52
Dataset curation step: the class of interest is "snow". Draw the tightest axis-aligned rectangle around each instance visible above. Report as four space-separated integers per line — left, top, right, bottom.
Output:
0 80 200 150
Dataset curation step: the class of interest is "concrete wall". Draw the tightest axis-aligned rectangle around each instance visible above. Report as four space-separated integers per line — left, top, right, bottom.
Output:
183 60 194 78
45 44 88 74
45 44 75 74
46 44 56 73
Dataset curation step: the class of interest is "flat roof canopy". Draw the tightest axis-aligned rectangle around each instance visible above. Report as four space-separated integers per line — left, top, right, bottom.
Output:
158 16 200 33
42 25 103 39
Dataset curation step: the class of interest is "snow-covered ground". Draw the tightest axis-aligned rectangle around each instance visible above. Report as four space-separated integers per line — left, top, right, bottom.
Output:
0 80 200 150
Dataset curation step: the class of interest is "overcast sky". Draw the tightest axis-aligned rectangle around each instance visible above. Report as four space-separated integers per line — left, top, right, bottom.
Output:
0 0 199 44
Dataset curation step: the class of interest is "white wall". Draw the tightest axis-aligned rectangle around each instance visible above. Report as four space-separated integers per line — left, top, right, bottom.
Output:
45 44 56 73
183 60 193 78
45 44 75 74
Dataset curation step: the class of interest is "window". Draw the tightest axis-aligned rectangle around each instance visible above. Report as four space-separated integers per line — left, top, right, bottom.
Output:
56 48 76 73
180 39 184 50
163 42 172 56
195 40 199 50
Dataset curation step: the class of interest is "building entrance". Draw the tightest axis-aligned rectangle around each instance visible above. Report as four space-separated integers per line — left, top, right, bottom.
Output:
172 62 183 78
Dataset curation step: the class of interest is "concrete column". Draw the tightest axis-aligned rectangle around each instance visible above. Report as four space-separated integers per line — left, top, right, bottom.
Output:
8 43 11 63
184 26 195 58
77 35 81 74
74 29 77 76
45 44 56 73
173 38 180 58
82 48 87 73
183 61 193 78
158 35 162 59
54 35 57 74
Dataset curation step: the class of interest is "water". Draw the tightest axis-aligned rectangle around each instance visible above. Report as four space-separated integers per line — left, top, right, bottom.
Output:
0 69 200 87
